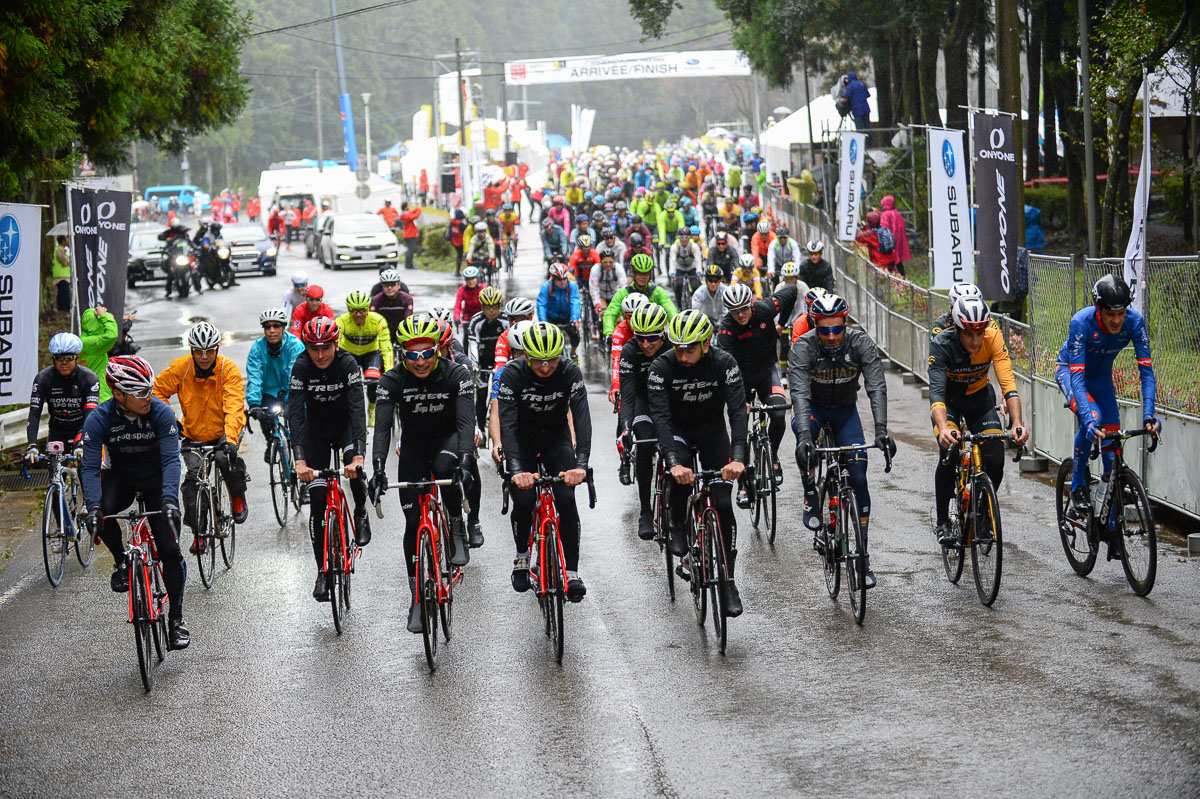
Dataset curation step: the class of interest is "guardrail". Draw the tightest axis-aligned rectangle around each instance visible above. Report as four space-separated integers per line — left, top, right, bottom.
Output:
1 406 44 453
766 187 1200 520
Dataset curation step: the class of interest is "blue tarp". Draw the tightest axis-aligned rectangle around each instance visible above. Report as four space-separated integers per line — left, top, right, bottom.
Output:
546 133 570 151
1024 205 1046 250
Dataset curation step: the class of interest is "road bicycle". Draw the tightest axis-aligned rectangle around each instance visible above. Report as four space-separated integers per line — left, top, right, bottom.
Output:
503 236 516 275
813 433 892 626
646 443 677 601
502 467 596 663
258 405 301 526
180 441 236 588
379 476 466 671
745 403 778 544
23 441 94 586
1055 427 1159 596
106 496 174 692
673 460 734 654
936 431 1022 607
317 461 361 634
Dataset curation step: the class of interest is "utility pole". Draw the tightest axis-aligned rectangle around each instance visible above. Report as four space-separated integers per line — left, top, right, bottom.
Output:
315 69 324 172
801 40 816 169
455 38 466 148
131 141 139 194
1079 0 1099 257
751 74 763 152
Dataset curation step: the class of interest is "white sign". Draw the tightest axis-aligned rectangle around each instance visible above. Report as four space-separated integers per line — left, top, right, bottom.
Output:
505 50 751 86
0 203 42 401
836 131 867 241
927 128 974 289
438 69 480 125
1124 78 1152 315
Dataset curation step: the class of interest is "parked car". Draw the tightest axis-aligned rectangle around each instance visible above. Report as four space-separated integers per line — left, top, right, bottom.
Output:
220 222 278 276
144 184 212 214
317 213 399 270
126 223 172 285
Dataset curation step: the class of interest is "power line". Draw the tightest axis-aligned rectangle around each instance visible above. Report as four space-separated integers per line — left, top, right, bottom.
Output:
484 18 727 56
248 0 421 37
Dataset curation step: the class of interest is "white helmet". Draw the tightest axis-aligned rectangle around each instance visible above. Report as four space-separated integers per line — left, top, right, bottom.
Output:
756 220 770 235
739 253 756 269
291 272 309 286
187 321 221 350
473 222 487 233
949 282 982 307
430 307 454 324
505 296 535 318
379 268 403 284
952 296 991 329
805 240 824 254
621 292 650 316
722 283 755 310
510 319 535 351
462 266 480 280
259 308 288 327
780 261 801 279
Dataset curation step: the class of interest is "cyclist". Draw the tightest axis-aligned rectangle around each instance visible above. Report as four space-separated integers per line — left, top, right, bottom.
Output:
289 317 371 602
617 304 670 539
668 226 704 310
765 225 801 282
484 208 504 263
656 201 685 271
541 217 567 265
465 222 494 274
1056 274 1159 530
800 240 835 292
597 226 626 266
453 266 485 339
715 281 798 501
493 296 535 377
281 273 310 316
568 213 596 255
691 264 729 323
750 220 775 272
607 293 651 403
790 294 893 587
648 310 746 617
371 315 478 633
488 320 534 465
603 253 677 337
289 285 334 337
569 235 601 333
370 268 415 347
537 263 582 356
791 286 829 343
929 297 1029 546
930 282 986 339
497 322 592 602
245 309 305 460
154 322 249 550
706 230 739 281
466 286 508 433
776 262 808 369
336 290 393 427
82 355 189 650
590 251 628 322
546 195 570 236
624 214 654 255
25 333 100 466
730 252 763 299
434 318 486 548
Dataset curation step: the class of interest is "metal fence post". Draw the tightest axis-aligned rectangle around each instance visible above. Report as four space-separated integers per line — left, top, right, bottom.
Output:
1071 252 1078 312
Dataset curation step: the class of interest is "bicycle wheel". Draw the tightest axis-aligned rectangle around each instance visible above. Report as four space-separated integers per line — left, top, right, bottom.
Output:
327 507 344 635
969 475 1004 607
818 479 840 599
761 440 777 545
42 483 67 587
150 563 167 663
843 490 867 626
687 498 707 625
546 522 564 663
1114 467 1156 596
750 441 763 528
131 562 155 692
216 473 236 569
340 506 353 611
419 528 439 670
65 470 94 567
437 503 454 640
268 440 290 526
195 490 216 589
941 493 965 584
1055 458 1097 577
704 510 727 654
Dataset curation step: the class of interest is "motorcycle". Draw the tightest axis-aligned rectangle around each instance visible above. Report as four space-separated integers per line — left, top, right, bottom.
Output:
159 224 196 299
193 220 235 289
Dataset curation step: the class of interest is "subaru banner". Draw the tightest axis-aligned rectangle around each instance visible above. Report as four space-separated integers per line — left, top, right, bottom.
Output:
927 128 974 290
0 203 42 401
836 131 867 242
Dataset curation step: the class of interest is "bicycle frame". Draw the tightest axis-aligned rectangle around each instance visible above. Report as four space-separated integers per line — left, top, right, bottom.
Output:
1086 429 1158 529
395 478 465 606
318 468 356 577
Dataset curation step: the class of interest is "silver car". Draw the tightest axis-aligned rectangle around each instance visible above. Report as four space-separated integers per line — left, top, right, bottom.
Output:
318 213 400 270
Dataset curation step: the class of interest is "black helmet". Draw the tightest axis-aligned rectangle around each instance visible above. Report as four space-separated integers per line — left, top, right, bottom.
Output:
1092 274 1132 310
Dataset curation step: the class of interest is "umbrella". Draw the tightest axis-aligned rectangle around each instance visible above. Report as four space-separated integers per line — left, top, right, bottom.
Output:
131 199 150 211
46 220 68 237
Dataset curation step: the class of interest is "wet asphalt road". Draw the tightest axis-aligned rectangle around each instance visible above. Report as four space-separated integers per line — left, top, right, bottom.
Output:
1 217 1199 798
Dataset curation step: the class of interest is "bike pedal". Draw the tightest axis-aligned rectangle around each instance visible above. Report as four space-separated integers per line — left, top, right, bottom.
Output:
675 563 691 582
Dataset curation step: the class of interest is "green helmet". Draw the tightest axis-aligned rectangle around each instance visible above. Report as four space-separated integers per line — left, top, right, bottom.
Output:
523 321 565 360
629 304 669 335
666 309 713 346
346 290 371 311
630 253 654 274
394 313 441 347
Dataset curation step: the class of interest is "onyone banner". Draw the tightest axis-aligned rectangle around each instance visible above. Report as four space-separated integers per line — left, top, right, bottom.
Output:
927 128 974 290
68 185 131 324
971 111 1017 301
504 50 751 86
0 203 42 401
836 131 867 241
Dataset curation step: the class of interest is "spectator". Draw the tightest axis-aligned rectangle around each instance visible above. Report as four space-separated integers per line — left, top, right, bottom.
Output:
51 235 71 312
447 209 467 274
378 199 400 229
399 202 422 270
247 195 261 222
79 305 119 402
855 211 896 271
879 195 911 277
843 71 872 142
418 169 430 206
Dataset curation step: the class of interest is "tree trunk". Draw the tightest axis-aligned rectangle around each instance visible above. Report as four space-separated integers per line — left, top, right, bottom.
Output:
874 31 896 130
1044 2 1086 243
1041 5 1061 177
919 25 943 127
1024 0 1042 181
899 27 920 124
944 0 977 132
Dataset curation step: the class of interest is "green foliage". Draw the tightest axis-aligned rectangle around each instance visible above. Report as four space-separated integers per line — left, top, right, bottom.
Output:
422 224 453 259
1023 185 1069 230
0 0 250 201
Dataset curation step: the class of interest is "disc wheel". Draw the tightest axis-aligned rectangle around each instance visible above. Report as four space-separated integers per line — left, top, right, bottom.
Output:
1114 467 1157 596
132 563 155 692
268 441 291 526
1055 458 1097 576
195 491 216 589
42 484 67 587
843 491 867 626
705 511 727 654
819 479 841 599
419 529 439 671
969 475 1004 607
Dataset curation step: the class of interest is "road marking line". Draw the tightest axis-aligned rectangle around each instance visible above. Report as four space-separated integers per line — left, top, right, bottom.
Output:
0 571 39 610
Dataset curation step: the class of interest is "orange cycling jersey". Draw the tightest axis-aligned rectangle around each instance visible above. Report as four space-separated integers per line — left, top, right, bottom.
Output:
927 325 1019 412
498 212 519 236
153 354 246 443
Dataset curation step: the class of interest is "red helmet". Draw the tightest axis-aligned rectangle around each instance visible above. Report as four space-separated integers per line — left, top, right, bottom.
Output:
105 355 155 394
302 316 339 344
305 285 324 300
437 319 455 348
549 263 570 280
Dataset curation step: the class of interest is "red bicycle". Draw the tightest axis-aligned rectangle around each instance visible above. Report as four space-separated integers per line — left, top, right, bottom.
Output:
317 465 361 635
383 476 465 671
676 466 733 654
502 467 595 663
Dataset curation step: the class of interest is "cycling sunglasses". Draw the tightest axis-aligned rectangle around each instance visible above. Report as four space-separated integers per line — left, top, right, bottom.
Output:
634 333 662 344
705 275 722 282
123 386 154 399
816 325 846 336
528 356 560 368
403 346 437 361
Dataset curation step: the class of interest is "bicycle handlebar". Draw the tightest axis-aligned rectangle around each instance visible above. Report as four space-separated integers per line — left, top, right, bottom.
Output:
938 432 1026 467
316 466 365 480
815 441 894 473
500 467 596 515
1090 427 1159 459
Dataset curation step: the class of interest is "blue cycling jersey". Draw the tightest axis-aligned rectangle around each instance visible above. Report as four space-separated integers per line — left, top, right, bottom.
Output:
1057 306 1156 423
245 333 305 407
80 398 182 510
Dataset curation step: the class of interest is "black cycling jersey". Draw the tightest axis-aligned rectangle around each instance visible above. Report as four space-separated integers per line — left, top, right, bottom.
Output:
27 364 101 443
798 258 835 293
447 336 473 369
466 314 509 370
287 349 367 461
496 358 591 473
646 347 748 468
371 291 414 341
617 339 665 431
371 359 475 466
930 309 953 339
715 283 798 381
788 327 888 445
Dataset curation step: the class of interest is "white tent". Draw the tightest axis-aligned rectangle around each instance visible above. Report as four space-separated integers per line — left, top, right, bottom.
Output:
760 92 879 180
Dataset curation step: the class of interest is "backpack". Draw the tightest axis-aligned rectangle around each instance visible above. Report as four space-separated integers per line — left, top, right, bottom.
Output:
875 226 895 254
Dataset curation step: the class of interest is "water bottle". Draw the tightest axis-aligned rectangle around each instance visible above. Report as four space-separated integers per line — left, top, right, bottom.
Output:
1093 473 1110 516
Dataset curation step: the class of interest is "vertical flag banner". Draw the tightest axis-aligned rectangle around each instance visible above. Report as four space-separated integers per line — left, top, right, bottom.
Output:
339 94 360 172
836 131 867 241
68 186 132 324
927 128 974 290
971 112 1017 301
0 203 42 401
1124 77 1152 315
